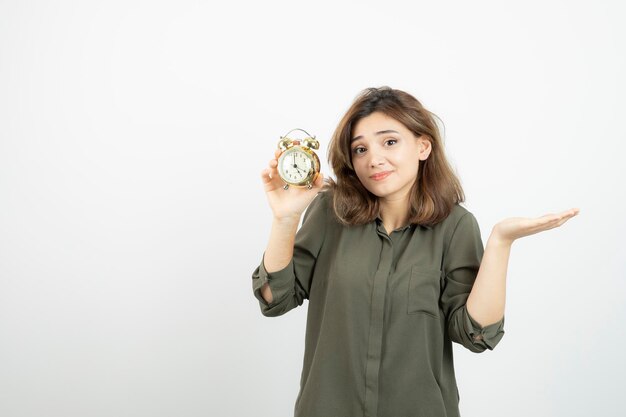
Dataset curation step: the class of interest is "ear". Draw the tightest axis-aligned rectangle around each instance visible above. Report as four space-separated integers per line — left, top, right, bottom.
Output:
418 137 432 161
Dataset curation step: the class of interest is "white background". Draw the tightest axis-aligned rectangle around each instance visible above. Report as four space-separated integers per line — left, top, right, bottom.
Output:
1 1 625 416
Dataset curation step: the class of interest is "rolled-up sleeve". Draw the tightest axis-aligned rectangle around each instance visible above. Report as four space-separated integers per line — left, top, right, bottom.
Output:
440 211 505 353
251 191 328 317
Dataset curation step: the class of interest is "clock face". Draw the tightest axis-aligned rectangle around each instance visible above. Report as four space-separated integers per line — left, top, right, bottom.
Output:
278 148 313 183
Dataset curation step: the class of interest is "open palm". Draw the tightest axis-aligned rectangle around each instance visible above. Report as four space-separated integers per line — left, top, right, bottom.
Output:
493 208 580 245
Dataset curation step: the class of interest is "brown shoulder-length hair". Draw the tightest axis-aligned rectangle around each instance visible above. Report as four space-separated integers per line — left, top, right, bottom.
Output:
320 86 465 228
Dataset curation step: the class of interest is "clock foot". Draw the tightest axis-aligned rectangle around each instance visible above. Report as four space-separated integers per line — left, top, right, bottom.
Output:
283 184 289 190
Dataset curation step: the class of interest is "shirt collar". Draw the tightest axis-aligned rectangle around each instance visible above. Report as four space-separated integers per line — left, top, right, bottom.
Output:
375 215 432 230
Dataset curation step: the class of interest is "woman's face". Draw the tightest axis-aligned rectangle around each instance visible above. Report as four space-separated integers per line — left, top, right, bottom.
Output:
350 111 431 202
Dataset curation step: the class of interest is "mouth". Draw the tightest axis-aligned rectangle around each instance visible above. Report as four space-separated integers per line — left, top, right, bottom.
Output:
370 171 392 181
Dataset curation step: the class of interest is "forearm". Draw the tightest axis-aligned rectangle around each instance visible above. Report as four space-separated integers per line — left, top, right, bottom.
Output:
466 232 511 327
264 216 300 271
260 215 301 303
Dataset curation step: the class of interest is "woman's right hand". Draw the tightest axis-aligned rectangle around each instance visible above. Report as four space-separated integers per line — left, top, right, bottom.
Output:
260 149 325 221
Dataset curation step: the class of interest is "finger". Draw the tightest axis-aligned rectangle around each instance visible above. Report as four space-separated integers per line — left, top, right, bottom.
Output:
261 168 272 183
554 210 577 222
262 167 278 181
556 218 568 227
316 172 324 187
557 215 577 227
545 213 563 223
548 208 579 221
556 210 574 219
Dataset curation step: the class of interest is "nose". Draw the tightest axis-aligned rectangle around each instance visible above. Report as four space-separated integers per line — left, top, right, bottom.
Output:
368 149 386 168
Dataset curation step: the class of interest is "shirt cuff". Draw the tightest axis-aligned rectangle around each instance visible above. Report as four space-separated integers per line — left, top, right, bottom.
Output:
463 305 506 351
252 252 296 311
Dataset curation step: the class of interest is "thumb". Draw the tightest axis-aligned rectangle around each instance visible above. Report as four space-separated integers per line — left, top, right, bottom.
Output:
315 172 324 188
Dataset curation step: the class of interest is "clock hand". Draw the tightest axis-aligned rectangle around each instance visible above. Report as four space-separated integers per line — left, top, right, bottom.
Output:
291 155 308 175
292 155 303 172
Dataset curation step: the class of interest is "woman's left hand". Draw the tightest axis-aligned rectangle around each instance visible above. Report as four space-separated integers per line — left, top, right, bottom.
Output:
492 208 580 246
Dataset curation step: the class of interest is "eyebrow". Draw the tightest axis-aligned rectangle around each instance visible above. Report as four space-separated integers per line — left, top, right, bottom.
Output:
351 130 400 143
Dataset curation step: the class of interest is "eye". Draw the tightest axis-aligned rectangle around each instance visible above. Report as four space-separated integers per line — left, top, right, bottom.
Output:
385 139 397 146
353 147 365 154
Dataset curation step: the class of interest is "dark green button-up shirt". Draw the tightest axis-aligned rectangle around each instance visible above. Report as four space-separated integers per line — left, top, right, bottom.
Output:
252 189 505 417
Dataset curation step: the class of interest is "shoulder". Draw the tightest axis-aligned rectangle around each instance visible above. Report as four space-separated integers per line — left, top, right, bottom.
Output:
449 203 475 223
303 186 344 229
436 204 483 259
303 188 332 221
432 203 479 236
312 185 335 212
311 187 332 208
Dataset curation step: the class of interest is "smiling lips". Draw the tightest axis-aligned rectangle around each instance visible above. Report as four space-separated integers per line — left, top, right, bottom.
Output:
370 171 392 181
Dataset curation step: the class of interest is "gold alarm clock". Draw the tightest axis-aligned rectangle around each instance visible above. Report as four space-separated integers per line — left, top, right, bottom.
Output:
276 128 321 190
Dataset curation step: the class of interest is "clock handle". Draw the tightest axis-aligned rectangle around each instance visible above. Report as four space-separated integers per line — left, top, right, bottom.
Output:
280 128 315 140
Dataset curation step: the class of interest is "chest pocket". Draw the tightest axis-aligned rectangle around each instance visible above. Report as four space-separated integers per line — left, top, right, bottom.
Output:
407 266 442 319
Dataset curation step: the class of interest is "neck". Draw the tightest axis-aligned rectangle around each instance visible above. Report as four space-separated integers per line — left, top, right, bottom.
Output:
378 195 410 231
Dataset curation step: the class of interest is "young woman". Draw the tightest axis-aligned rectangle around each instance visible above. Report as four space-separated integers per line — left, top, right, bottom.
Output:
252 86 579 417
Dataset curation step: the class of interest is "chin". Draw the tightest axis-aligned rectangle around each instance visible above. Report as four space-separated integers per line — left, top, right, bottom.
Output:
367 180 414 201
365 185 396 199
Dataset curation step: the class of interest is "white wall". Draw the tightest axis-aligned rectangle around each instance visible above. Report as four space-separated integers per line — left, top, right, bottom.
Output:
1 0 624 416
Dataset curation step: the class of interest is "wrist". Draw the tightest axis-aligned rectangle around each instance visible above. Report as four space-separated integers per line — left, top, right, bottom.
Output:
487 231 513 248
273 214 301 225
